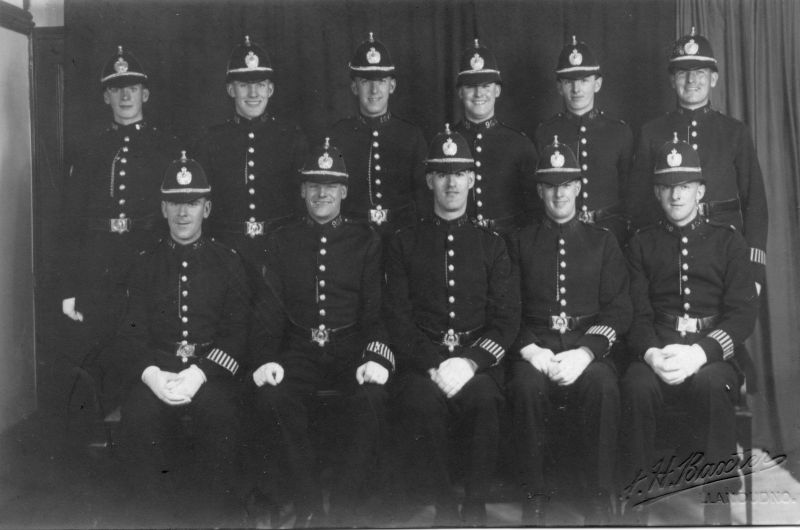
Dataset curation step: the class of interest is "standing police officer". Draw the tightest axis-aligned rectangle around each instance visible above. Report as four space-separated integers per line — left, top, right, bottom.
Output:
117 152 250 526
250 139 393 527
629 28 768 291
194 35 308 277
506 137 631 525
60 45 179 412
535 36 634 244
384 125 520 526
620 136 757 525
329 32 428 240
453 39 539 236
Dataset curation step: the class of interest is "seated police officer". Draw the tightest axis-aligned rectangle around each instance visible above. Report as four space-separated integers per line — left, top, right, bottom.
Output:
506 137 631 525
384 125 520 526
250 139 393 527
620 135 757 525
329 32 428 240
116 152 250 525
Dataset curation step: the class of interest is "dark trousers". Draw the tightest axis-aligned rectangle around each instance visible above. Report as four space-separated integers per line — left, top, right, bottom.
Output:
506 358 620 497
392 370 504 505
119 377 240 519
252 351 388 517
619 360 739 492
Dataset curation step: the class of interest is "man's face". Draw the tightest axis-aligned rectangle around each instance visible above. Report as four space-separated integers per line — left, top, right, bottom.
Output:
538 180 581 223
162 198 211 245
301 182 347 224
655 181 705 226
227 79 274 119
557 75 602 116
103 84 149 125
427 170 475 218
351 76 396 117
458 82 501 122
670 68 718 110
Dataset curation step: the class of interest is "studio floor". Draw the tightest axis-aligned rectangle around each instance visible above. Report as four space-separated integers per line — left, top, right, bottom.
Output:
2 407 799 529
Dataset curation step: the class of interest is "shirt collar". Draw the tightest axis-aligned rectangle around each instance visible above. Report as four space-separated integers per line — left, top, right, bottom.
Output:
462 116 499 131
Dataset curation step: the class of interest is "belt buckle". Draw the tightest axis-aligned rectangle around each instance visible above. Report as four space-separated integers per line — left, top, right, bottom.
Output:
676 315 699 334
245 221 265 238
176 342 196 364
578 210 595 223
550 314 570 334
311 327 330 347
369 208 388 226
109 218 130 234
442 329 460 352
698 203 709 217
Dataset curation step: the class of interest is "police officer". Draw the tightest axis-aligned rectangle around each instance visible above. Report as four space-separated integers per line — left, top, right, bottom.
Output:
620 136 757 525
453 39 539 236
60 45 180 412
535 36 634 244
116 152 250 526
329 32 428 240
506 137 631 525
250 139 393 527
194 35 308 277
629 27 768 291
384 125 520 526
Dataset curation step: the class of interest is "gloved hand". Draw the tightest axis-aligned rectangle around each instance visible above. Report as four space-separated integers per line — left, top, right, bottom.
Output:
141 366 191 406
356 361 389 385
62 297 84 322
644 347 686 386
520 343 557 375
550 347 593 386
433 357 475 398
253 362 284 387
659 343 707 384
166 364 207 399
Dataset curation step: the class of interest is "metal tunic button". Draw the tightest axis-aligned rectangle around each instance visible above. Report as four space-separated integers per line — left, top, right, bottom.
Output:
319 265 326 272
248 160 254 167
119 184 126 190
447 234 454 241
448 296 455 303
691 121 697 126
684 302 691 310
319 294 326 301
182 316 188 323
476 146 482 152
249 217 256 222
124 136 130 142
475 161 481 167
248 147 255 153
374 153 380 160
182 330 188 337
682 263 689 271
122 146 129 153
582 151 588 157
119 199 126 205
321 237 327 243
320 249 327 255
375 165 381 171
684 287 691 295
249 188 255 195
181 275 187 282
449 312 455 318
249 204 255 209
582 178 588 184
560 299 567 306
582 165 588 171
476 175 482 181
448 265 455 271
559 274 565 281
580 126 586 132
448 250 454 256
319 280 325 287
372 141 379 148
449 279 455 286
182 261 188 267
120 170 126 177
682 249 688 256
477 201 483 207
319 309 326 316
181 305 188 312
372 130 379 137
248 132 255 139
182 290 188 296
477 133 483 139
691 131 698 137
581 138 587 144
248 174 255 181
560 287 566 294
375 179 382 185
682 237 688 243
559 249 566 255
560 261 566 268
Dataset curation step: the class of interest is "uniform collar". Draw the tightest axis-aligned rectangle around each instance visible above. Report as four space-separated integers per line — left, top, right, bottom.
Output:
462 116 499 130
357 111 392 127
542 215 581 232
110 119 147 132
658 213 707 234
676 103 713 118
167 235 207 253
431 212 471 228
563 107 601 123
232 113 271 126
305 214 344 230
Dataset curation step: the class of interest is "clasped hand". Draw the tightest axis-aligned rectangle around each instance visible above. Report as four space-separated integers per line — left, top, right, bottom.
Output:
356 360 389 385
645 344 707 385
429 357 475 398
520 344 592 386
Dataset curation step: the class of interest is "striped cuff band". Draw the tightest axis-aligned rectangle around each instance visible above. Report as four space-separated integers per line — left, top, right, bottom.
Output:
366 341 395 370
707 329 735 360
476 338 505 365
750 247 766 266
586 325 617 346
206 348 240 376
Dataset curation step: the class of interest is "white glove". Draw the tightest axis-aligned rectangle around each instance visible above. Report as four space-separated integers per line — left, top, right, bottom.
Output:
520 343 557 375
62 297 84 322
659 343 707 383
356 361 389 385
253 362 284 387
141 366 191 405
550 347 593 386
645 347 688 386
166 364 206 399
433 357 475 398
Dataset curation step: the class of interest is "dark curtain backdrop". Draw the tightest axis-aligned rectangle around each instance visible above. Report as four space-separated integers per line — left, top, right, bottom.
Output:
678 0 800 458
63 0 675 154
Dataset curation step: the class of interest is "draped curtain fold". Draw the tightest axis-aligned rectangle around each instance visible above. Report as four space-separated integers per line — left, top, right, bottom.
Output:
678 0 800 455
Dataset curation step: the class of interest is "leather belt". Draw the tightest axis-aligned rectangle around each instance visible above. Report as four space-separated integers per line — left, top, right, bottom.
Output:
473 212 525 232
154 340 212 364
288 322 359 347
85 216 158 233
578 203 624 224
698 198 741 218
525 313 597 334
419 325 483 352
655 312 719 334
